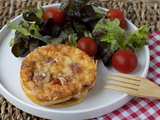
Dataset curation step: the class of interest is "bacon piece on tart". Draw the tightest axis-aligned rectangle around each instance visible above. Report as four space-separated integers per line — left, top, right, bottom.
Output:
20 44 97 106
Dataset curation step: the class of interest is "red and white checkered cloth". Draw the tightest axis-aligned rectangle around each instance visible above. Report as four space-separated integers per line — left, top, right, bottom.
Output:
92 30 160 120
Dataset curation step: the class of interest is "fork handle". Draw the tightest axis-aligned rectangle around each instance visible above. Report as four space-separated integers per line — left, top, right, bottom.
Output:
134 83 160 100
146 86 160 99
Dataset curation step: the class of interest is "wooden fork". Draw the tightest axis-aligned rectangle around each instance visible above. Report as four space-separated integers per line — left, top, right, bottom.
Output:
105 73 160 99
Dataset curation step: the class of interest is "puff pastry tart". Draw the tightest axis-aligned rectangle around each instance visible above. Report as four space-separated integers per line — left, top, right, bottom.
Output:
20 44 97 106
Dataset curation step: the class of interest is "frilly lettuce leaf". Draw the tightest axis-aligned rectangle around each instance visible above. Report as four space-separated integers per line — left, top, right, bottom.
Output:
93 17 125 52
128 25 149 48
7 20 51 44
60 0 89 18
117 25 149 51
65 34 78 47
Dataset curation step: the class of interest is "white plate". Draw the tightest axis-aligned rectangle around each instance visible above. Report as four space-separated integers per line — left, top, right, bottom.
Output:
0 4 150 120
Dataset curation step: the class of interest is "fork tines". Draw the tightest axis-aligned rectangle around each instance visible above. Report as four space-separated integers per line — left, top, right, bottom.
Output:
105 73 141 94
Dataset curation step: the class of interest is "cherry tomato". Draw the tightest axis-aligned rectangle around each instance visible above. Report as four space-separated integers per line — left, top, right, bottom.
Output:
77 37 98 57
43 8 66 26
107 9 125 28
112 49 138 73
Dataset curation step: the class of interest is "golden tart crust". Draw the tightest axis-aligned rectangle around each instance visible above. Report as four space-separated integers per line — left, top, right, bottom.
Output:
20 44 97 106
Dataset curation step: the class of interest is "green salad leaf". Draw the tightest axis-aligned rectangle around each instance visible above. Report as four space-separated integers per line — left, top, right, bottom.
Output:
9 38 15 47
92 6 108 18
93 17 125 52
65 34 78 47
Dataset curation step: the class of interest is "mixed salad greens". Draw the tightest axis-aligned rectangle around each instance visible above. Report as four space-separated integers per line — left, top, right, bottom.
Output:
7 0 149 66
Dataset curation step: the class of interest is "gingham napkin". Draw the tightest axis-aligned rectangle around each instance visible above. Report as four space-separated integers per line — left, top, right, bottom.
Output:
92 30 160 120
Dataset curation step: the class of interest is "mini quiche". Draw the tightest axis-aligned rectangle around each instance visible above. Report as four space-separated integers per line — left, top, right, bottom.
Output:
20 44 97 106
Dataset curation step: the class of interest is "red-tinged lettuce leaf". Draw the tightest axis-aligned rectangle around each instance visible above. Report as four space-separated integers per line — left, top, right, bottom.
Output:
60 0 107 39
80 5 97 22
22 6 44 24
60 0 89 19
80 5 107 22
96 41 114 66
11 31 45 57
38 18 61 37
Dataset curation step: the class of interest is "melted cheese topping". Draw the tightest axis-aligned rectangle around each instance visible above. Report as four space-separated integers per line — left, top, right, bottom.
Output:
20 44 97 106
